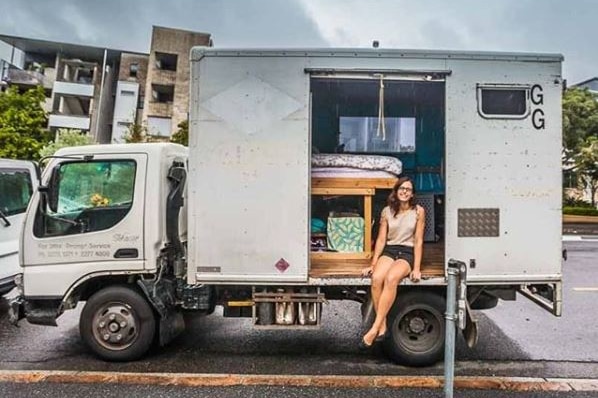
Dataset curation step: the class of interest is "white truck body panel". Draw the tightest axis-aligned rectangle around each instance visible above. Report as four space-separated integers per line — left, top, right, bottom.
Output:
0 159 38 295
444 59 562 282
189 48 563 285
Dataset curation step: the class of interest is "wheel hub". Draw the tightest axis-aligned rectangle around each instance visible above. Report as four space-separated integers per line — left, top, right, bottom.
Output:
93 303 137 350
408 316 426 334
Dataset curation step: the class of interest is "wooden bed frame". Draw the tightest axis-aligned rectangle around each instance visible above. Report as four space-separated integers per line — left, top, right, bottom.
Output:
310 176 444 279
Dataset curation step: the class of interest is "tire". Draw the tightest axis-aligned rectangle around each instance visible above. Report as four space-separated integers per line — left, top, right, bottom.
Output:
383 290 445 367
80 285 156 361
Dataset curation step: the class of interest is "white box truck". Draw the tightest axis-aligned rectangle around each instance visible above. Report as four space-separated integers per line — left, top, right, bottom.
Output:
9 48 564 366
0 159 38 296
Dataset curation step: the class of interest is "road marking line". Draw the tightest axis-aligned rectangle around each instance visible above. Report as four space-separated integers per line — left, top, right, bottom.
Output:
573 287 598 292
0 370 597 391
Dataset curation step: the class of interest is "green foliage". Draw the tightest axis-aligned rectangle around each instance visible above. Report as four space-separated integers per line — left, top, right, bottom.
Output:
563 196 593 208
562 88 598 206
575 136 598 207
0 86 51 160
170 120 188 146
124 122 147 143
563 88 598 160
563 206 598 217
39 129 96 158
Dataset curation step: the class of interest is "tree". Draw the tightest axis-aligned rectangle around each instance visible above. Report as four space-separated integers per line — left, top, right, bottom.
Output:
170 120 188 146
562 88 598 162
575 136 598 207
0 86 51 160
124 122 148 143
39 129 96 158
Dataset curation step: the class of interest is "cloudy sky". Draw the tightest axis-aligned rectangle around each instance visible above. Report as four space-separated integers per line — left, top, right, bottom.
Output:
0 0 594 84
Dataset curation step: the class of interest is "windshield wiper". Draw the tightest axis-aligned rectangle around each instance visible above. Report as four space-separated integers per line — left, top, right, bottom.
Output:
0 208 11 227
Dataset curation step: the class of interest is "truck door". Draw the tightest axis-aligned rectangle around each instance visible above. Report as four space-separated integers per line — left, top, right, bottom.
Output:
189 51 310 283
21 154 147 298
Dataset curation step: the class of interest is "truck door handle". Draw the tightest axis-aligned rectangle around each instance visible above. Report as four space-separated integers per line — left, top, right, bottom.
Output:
113 248 138 258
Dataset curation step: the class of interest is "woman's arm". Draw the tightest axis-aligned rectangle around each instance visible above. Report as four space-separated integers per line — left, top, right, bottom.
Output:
411 205 426 282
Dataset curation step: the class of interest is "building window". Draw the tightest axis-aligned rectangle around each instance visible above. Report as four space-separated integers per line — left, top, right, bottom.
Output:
147 116 171 137
129 63 139 78
151 84 174 103
477 85 529 119
154 52 178 71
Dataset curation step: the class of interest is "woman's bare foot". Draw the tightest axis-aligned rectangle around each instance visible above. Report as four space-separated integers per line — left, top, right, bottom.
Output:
362 327 378 347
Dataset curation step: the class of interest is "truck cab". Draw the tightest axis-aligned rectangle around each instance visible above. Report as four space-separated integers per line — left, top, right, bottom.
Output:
0 159 39 296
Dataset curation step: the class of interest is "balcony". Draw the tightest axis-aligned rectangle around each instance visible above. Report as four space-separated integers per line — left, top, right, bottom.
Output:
48 114 90 130
151 69 177 85
5 68 53 89
53 81 94 97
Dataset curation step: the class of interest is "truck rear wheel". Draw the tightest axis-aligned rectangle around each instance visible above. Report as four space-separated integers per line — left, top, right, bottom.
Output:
80 285 155 361
383 290 445 367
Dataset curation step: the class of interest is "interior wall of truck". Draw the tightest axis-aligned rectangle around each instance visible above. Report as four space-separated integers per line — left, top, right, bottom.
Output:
309 77 446 277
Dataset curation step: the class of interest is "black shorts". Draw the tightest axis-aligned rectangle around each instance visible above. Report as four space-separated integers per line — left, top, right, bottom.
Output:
381 245 414 267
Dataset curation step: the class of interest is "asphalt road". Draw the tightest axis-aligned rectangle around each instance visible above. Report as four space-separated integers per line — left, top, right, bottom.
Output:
0 240 596 397
1 383 598 398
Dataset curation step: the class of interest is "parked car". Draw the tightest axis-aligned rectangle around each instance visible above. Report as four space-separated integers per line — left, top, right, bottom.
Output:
0 159 38 295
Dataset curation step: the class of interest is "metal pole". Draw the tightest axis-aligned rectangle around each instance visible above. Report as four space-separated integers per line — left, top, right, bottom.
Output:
444 260 460 398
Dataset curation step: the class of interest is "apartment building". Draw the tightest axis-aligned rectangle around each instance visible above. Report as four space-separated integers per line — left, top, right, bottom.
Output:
0 26 212 144
112 26 211 142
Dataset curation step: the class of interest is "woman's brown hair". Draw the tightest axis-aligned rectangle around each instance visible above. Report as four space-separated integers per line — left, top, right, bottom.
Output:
387 176 416 217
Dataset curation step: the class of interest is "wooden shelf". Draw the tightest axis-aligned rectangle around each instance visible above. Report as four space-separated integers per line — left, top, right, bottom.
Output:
309 242 445 279
312 177 397 189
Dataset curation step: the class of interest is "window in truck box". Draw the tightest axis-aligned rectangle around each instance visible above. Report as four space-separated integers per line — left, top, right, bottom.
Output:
477 84 530 119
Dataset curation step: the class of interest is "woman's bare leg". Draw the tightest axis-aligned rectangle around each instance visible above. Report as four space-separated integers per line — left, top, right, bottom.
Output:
363 260 411 345
370 256 394 316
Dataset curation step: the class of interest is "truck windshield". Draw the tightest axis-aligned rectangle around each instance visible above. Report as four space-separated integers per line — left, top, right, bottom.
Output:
0 168 32 217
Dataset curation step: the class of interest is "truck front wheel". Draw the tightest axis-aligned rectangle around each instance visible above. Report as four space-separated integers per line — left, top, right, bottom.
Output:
383 290 445 367
80 285 155 361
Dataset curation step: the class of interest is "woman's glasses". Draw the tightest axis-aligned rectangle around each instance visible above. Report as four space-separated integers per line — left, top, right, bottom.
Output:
398 186 413 193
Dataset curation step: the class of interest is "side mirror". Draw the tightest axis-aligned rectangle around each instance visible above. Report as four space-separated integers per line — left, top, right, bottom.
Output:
40 168 60 213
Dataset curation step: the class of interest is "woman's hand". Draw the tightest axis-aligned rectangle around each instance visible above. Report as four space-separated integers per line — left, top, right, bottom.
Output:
361 265 374 277
410 269 421 283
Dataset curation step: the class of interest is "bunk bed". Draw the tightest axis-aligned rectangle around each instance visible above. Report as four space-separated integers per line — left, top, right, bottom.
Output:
309 154 444 279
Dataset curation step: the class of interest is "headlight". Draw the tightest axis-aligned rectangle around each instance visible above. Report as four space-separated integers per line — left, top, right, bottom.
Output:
14 273 23 292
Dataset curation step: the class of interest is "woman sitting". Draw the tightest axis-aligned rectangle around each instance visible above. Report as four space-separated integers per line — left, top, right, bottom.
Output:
360 176 425 348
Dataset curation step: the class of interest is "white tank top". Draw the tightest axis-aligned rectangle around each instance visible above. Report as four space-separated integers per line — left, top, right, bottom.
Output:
381 206 417 247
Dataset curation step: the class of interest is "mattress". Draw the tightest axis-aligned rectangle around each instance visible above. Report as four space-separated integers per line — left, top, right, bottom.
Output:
311 167 396 178
311 154 402 176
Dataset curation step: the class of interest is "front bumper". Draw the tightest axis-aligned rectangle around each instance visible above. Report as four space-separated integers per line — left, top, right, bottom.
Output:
0 275 16 296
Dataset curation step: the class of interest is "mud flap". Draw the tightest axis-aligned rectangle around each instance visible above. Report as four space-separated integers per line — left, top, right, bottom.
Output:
461 301 478 349
159 308 185 347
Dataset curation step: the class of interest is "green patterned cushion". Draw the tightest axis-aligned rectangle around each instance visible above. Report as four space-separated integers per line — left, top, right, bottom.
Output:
327 217 364 252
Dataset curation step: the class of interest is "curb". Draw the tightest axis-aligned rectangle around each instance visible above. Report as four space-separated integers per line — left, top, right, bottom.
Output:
0 370 598 391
